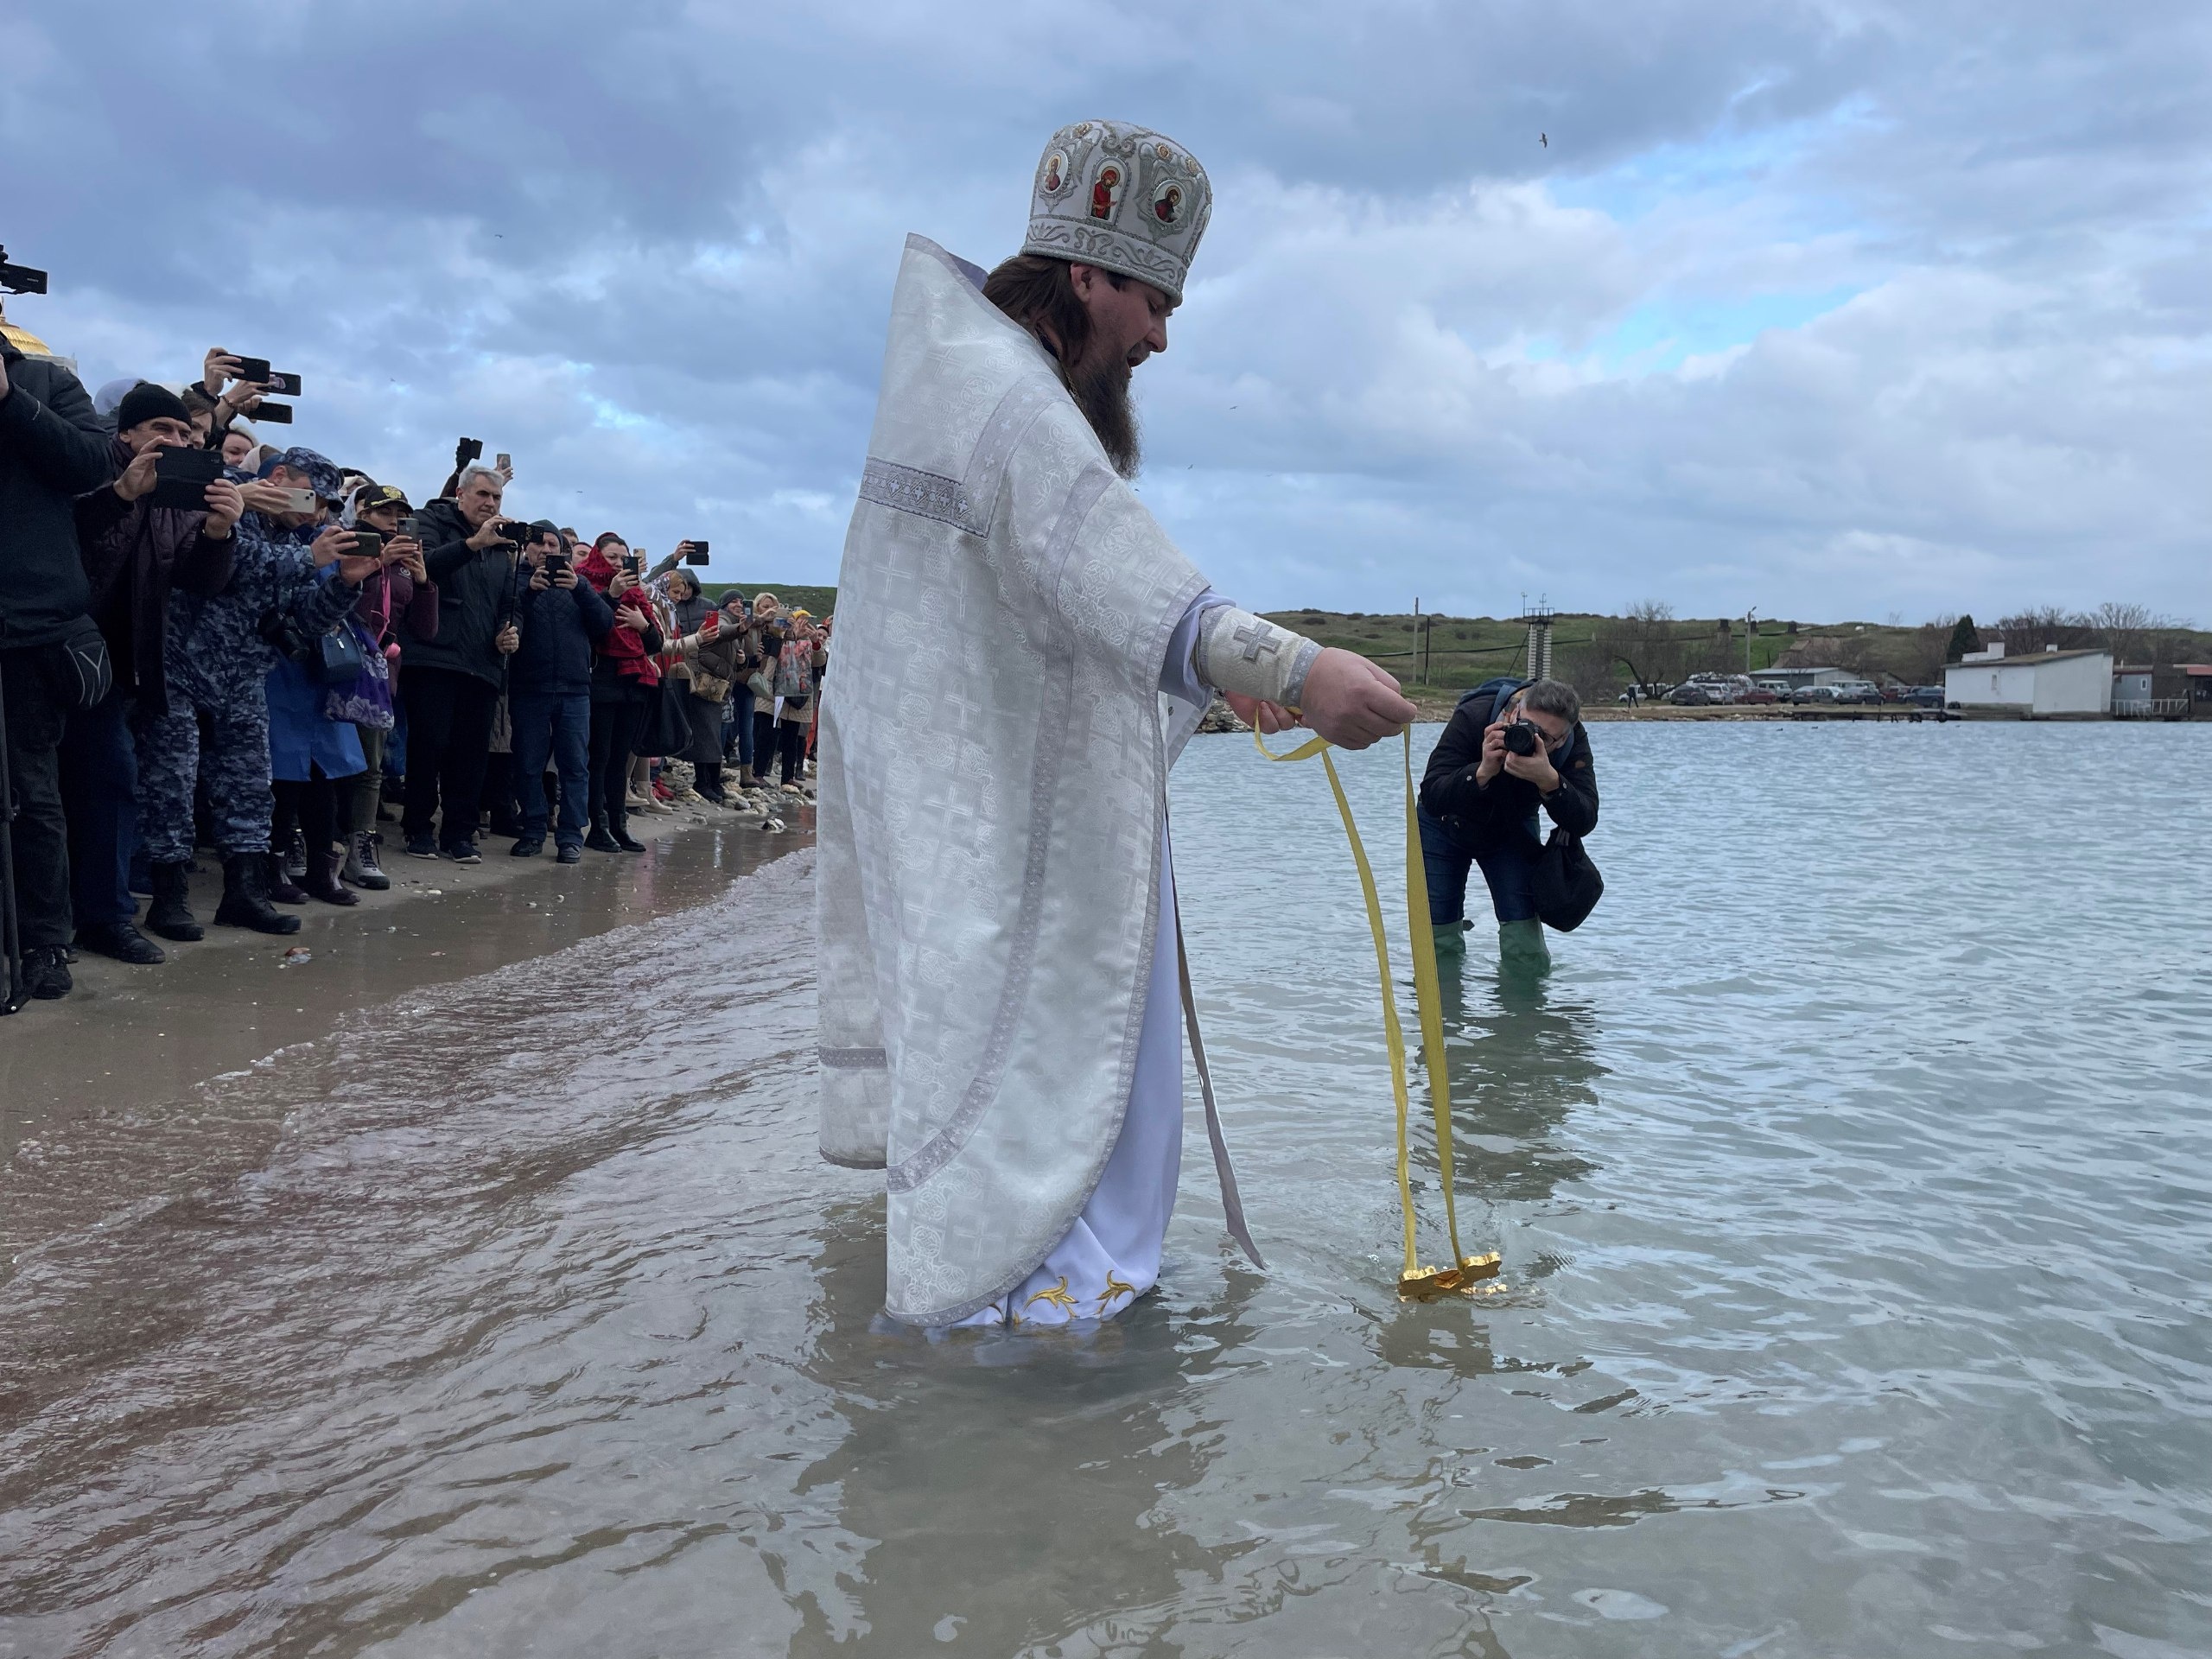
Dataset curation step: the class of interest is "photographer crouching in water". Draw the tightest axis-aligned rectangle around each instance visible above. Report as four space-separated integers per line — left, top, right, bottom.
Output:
1417 677 1599 974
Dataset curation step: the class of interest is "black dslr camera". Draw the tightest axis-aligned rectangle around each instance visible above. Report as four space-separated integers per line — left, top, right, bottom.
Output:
1502 720 1543 757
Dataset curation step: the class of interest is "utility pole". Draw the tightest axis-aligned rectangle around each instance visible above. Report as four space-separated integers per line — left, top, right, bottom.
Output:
1745 607 1757 676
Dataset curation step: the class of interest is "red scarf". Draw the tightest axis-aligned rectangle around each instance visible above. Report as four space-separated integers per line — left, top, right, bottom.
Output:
580 547 660 685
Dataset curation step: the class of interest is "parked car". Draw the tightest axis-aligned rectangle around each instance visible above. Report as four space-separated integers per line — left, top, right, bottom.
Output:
1906 685 1944 708
1833 682 1883 704
1739 687 1779 704
1668 683 1715 706
1791 684 1839 703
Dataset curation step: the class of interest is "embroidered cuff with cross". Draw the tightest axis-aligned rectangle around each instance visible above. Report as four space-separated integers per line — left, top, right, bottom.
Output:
1193 607 1323 710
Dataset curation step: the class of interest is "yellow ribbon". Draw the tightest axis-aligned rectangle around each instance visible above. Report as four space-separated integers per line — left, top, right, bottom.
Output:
1253 724 1501 1299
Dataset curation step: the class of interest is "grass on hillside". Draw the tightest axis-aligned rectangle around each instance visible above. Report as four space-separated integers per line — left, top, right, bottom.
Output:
700 594 2212 697
704 582 839 618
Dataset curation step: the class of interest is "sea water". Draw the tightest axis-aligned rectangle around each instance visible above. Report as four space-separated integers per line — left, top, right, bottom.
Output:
1 722 2207 1657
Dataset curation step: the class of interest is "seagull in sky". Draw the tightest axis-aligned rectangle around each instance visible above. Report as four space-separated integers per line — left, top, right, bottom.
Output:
1540 133 1548 148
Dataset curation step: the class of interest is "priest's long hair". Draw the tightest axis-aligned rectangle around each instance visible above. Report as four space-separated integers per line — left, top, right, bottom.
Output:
982 254 1141 478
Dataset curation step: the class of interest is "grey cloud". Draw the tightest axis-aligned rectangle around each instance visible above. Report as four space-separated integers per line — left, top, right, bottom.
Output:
6 0 2207 617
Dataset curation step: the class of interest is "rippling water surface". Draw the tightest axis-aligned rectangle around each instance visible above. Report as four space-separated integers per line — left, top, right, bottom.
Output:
3 722 2209 1658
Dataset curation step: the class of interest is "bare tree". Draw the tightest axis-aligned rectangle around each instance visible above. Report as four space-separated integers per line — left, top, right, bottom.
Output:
1994 606 2089 654
2091 601 2178 666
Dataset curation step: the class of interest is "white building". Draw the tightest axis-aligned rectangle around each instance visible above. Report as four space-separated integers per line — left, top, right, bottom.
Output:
1944 644 2113 715
1750 664 1851 692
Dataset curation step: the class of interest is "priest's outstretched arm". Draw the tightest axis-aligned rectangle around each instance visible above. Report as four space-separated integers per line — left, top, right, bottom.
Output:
1179 600 1418 749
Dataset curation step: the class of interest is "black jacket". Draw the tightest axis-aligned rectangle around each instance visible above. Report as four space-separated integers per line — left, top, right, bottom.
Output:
509 566 615 696
397 496 516 687
1420 684 1599 847
0 336 109 649
73 436 238 714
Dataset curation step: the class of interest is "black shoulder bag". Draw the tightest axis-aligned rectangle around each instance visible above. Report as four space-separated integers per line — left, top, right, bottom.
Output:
1533 829 1604 932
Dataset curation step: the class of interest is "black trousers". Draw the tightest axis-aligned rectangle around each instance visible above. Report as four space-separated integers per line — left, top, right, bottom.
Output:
272 771 340 862
399 665 499 849
60 690 137 929
749 709 779 779
1 644 74 950
775 717 808 785
588 684 651 835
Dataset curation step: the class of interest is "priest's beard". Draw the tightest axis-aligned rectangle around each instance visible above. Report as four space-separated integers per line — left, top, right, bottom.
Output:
1070 353 1141 479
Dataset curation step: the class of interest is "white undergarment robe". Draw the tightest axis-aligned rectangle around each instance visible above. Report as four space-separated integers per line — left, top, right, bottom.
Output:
954 593 1227 1329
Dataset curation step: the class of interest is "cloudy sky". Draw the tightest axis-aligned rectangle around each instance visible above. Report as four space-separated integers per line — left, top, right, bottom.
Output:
7 1 2207 623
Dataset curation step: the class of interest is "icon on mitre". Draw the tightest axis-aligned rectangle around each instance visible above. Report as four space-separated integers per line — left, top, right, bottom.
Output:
1090 164 1122 220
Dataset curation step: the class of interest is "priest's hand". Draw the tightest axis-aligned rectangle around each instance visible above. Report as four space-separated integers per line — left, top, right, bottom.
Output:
1224 694 1296 734
1296 647 1418 749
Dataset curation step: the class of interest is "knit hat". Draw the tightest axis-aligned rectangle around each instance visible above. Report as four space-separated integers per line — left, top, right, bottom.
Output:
115 380 191 433
1020 120 1211 304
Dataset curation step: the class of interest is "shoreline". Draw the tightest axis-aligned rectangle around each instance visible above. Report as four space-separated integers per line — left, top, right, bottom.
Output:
0 806 814 1277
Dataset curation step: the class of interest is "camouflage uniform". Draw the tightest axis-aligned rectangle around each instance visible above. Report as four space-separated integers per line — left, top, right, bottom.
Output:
133 448 359 861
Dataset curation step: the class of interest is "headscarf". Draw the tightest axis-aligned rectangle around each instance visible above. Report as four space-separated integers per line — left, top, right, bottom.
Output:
579 544 660 685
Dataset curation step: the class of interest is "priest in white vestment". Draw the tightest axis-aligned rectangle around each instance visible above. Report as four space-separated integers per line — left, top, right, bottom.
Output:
817 120 1417 1330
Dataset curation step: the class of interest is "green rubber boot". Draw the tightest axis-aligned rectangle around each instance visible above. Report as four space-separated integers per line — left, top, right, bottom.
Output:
1431 918 1469 970
1497 918 1553 976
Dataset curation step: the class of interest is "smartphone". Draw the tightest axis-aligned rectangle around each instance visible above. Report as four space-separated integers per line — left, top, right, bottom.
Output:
542 550 569 576
233 355 271 383
494 452 512 473
266 370 302 397
456 436 484 466
277 486 317 514
397 515 426 542
348 528 385 561
683 541 710 563
253 402 294 424
149 445 224 511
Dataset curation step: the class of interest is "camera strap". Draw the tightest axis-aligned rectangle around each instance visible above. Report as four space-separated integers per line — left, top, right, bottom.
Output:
1251 724 1502 1301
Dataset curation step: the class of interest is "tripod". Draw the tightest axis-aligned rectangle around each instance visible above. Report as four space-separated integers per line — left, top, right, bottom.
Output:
0 662 27 1014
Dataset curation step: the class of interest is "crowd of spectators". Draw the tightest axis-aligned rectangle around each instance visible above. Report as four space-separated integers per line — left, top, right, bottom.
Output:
1 336 828 1008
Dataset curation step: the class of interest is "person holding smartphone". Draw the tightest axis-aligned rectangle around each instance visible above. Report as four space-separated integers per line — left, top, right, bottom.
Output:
62 382 242 963
391 463 521 863
507 521 613 861
334 482 432 890
577 533 662 853
134 445 372 937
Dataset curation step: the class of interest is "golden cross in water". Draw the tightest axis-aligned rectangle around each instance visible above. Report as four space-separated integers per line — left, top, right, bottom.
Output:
1024 1275 1078 1316
1096 1272 1138 1316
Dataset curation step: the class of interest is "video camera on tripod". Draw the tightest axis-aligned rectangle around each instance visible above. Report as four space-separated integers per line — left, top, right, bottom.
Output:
0 245 49 297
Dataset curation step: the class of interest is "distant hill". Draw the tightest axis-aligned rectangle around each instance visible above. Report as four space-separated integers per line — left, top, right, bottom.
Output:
705 594 2210 698
704 582 838 618
1262 609 2212 700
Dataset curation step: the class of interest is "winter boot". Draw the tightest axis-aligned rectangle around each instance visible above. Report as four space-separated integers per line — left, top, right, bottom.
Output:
305 848 360 906
75 918 166 964
343 830 391 891
266 852 309 906
1497 918 1552 976
213 851 302 935
145 861 205 942
22 944 73 1000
